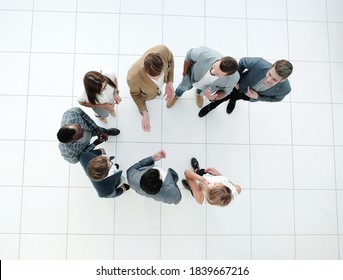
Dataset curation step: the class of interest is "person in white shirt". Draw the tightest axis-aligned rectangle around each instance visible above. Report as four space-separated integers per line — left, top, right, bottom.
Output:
78 71 121 123
183 157 241 206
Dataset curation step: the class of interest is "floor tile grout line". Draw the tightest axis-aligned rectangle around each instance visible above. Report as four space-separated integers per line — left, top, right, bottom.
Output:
112 0 123 261
285 0 298 260
243 0 254 260
325 0 341 260
16 0 36 260
64 0 80 260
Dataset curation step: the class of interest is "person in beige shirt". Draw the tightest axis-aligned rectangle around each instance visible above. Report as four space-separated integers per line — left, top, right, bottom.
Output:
127 45 175 132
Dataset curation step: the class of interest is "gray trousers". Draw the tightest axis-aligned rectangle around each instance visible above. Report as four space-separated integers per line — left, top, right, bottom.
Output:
93 107 109 118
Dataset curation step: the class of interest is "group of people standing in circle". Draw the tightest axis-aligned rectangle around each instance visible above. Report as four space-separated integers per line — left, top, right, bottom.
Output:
56 45 293 208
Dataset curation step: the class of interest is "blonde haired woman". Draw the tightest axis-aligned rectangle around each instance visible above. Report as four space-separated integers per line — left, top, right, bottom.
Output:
183 158 241 206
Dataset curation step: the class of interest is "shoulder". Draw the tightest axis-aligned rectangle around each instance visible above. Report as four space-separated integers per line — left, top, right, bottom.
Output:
64 107 81 115
279 79 291 92
240 57 269 66
189 46 221 59
228 71 240 81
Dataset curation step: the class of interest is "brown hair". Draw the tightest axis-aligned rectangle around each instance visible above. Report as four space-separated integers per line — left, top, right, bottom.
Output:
219 56 238 75
87 156 109 180
144 53 164 77
272 60 293 79
83 71 117 104
205 184 233 206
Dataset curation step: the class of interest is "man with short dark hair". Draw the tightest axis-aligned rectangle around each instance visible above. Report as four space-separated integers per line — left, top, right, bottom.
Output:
167 46 239 109
126 150 181 204
57 107 120 163
198 57 293 117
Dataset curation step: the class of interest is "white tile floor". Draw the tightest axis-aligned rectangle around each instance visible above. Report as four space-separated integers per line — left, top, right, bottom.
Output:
0 0 342 260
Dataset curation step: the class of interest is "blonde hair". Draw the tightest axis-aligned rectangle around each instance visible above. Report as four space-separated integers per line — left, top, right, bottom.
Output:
87 156 109 180
202 183 233 206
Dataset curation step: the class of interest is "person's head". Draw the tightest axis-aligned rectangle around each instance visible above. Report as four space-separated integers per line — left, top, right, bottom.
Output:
57 124 83 143
83 71 117 104
211 56 238 77
265 60 293 85
206 184 233 206
87 155 112 180
140 168 163 195
144 53 164 78
83 71 106 104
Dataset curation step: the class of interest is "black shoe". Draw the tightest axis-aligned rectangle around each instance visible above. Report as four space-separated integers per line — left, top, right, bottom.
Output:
122 183 130 191
182 179 194 196
107 128 120 136
198 103 215 117
191 157 200 172
226 99 236 114
114 163 119 169
182 179 191 191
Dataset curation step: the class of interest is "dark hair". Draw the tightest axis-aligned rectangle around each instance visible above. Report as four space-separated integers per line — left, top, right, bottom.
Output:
144 53 164 77
57 126 76 143
140 169 162 195
272 60 293 79
83 71 117 105
219 56 238 75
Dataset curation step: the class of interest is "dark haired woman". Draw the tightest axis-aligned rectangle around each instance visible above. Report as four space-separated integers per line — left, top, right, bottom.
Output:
78 71 121 123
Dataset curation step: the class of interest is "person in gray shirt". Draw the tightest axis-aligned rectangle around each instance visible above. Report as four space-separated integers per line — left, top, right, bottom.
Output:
167 46 239 109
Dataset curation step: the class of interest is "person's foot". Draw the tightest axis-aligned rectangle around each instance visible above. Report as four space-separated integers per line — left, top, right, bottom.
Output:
196 95 204 108
114 163 119 169
166 96 178 108
182 179 194 196
110 108 116 117
198 102 216 117
107 128 120 136
122 183 130 192
226 99 236 114
191 157 200 172
182 179 191 191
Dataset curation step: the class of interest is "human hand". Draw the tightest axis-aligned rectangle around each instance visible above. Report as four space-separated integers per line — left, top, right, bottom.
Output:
113 93 122 104
152 150 166 162
164 82 175 102
246 86 258 99
104 103 115 110
95 127 108 141
93 137 106 146
204 88 218 101
142 111 151 132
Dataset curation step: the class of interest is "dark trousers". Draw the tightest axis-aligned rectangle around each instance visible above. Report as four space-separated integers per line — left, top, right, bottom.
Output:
209 87 249 109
